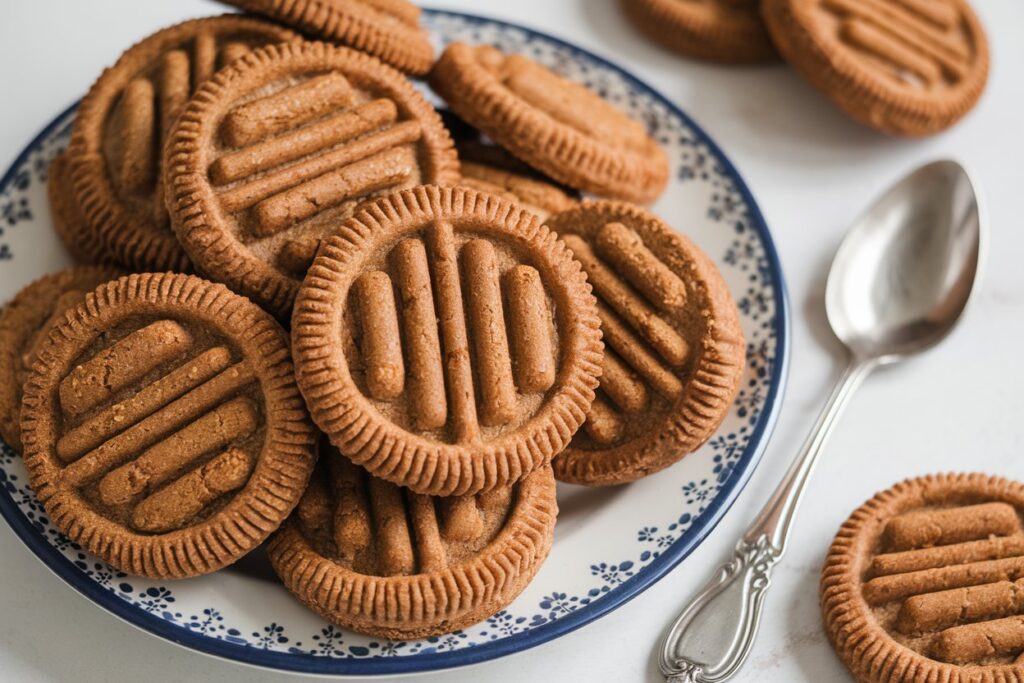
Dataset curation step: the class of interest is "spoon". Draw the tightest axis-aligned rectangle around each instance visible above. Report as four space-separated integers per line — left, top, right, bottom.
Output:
659 159 983 683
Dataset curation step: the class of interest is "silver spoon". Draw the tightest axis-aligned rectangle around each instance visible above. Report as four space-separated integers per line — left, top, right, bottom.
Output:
660 159 983 683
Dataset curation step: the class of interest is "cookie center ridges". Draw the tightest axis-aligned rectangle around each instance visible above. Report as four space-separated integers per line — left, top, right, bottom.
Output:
561 222 687 446
299 456 509 576
54 319 259 533
120 32 258 228
863 501 1024 664
348 221 558 444
210 72 422 275
820 0 973 90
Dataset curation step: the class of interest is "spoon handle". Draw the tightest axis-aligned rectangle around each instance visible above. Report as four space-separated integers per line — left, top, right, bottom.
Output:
660 359 874 683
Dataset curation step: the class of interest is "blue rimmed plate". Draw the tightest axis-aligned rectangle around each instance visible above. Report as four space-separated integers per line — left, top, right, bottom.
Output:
0 9 789 676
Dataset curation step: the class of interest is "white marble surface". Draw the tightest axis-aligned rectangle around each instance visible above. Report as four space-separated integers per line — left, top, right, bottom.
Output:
1 1 1023 681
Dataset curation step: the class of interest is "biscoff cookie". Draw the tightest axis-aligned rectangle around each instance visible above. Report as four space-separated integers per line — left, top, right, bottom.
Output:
0 267 122 453
47 153 111 266
268 454 557 639
68 16 298 273
292 185 602 497
20 272 317 579
429 43 669 204
546 201 745 486
761 0 989 136
166 41 459 319
219 0 434 76
622 0 777 63
823 474 1024 682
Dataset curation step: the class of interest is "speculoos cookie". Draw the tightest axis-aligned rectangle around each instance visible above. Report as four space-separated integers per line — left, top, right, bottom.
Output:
429 43 669 203
292 185 603 497
20 272 318 578
0 266 123 453
823 473 1024 682
166 40 459 319
48 153 112 266
268 454 557 639
67 16 298 272
761 0 989 136
547 201 745 485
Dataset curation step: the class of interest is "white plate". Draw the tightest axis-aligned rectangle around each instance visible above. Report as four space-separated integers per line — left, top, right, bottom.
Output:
0 9 789 676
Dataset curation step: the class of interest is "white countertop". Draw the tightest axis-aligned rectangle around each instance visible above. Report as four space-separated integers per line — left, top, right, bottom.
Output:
2 1 1022 681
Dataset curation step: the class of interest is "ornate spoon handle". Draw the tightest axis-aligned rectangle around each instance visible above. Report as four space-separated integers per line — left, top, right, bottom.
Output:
660 359 874 683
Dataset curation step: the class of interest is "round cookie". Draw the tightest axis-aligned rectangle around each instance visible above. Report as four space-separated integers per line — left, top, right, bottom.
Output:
429 43 669 204
166 41 460 320
68 16 298 273
622 0 777 63
546 201 745 486
268 455 557 639
459 160 577 222
20 272 318 579
761 0 989 136
47 153 111 265
823 473 1024 683
292 185 603 497
0 266 123 453
219 0 434 76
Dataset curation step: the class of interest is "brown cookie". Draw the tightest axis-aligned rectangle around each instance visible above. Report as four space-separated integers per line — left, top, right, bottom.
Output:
166 41 460 320
47 153 111 266
68 16 298 273
0 267 123 453
622 0 777 63
823 473 1024 682
546 201 745 485
219 0 434 76
268 454 557 639
292 185 603 496
20 272 318 578
429 43 669 204
761 0 989 136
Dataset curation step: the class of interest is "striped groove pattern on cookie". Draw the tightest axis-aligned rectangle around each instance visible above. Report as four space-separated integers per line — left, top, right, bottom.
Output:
429 43 669 204
20 273 317 579
167 41 459 319
823 474 1024 682
293 185 602 497
762 0 989 136
221 0 435 75
68 16 298 272
268 457 557 639
547 202 745 485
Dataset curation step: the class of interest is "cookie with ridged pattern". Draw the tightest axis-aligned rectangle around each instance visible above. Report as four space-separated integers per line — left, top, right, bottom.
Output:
547 201 745 485
47 153 112 266
761 0 989 135
269 454 557 639
823 473 1024 682
292 185 603 497
20 272 318 578
429 43 669 204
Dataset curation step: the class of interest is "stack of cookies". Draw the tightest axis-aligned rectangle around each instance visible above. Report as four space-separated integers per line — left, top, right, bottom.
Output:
2 0 748 639
622 0 991 136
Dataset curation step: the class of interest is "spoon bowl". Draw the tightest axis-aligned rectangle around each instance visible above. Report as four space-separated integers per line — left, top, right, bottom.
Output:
826 160 983 363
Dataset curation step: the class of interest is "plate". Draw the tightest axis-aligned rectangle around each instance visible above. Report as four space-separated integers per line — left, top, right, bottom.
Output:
0 9 789 676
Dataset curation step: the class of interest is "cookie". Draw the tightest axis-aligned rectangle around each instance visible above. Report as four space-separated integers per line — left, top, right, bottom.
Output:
47 153 111 265
68 16 298 273
292 185 603 497
166 41 459 319
622 0 777 63
219 0 434 76
268 454 557 639
823 473 1024 682
761 0 989 136
546 201 745 485
429 43 669 204
0 267 122 453
20 272 318 578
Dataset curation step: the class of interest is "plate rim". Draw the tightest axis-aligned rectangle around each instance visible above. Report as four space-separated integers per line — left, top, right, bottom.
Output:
0 8 791 677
